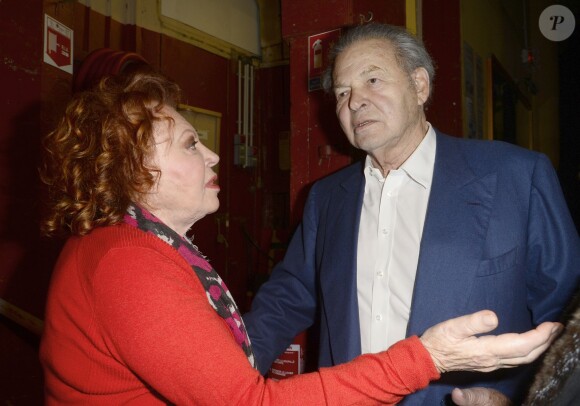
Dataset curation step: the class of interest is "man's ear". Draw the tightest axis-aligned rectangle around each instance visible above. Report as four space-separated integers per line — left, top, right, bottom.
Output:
412 67 430 105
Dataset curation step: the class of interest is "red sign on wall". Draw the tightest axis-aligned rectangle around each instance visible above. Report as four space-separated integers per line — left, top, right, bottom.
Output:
43 14 73 74
308 29 341 92
267 343 305 381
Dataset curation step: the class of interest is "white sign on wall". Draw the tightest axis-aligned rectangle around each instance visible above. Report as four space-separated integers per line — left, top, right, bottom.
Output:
43 14 73 74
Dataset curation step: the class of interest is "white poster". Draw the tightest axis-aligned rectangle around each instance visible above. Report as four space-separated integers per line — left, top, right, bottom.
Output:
43 14 73 74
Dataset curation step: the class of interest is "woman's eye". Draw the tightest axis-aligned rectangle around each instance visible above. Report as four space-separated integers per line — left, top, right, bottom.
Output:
188 139 199 150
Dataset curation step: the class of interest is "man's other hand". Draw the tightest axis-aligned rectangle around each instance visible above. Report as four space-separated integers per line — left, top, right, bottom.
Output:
451 387 511 406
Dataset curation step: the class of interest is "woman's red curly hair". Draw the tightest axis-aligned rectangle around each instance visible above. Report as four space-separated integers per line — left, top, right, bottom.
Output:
40 68 181 237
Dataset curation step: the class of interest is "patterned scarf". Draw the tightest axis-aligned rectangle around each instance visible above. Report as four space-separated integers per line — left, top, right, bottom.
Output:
124 204 256 369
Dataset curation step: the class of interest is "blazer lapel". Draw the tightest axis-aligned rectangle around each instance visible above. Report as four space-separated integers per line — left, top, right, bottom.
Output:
319 164 365 364
407 134 497 336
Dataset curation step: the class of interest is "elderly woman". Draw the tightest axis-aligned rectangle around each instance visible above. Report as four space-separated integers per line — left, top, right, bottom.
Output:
39 69 560 405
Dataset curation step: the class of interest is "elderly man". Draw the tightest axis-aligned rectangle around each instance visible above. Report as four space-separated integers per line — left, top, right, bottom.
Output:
245 23 580 404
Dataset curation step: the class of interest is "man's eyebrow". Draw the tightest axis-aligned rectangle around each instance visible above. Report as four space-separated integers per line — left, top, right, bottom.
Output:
334 65 384 88
333 63 387 90
361 65 383 75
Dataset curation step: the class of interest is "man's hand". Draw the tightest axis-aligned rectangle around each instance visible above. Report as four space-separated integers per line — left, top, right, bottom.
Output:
420 310 562 373
451 387 511 406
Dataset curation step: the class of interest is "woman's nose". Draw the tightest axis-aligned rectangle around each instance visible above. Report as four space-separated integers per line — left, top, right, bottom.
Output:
205 147 219 167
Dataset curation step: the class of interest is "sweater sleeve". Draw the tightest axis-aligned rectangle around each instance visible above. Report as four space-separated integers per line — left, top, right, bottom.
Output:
92 246 439 405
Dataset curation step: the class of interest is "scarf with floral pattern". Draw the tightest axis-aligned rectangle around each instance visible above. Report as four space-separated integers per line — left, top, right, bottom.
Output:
124 204 256 369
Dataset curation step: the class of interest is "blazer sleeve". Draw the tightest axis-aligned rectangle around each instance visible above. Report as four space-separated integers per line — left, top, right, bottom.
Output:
526 153 580 323
244 186 321 374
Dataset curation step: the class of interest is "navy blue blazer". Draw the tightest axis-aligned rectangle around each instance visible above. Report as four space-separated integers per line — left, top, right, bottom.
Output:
244 131 580 404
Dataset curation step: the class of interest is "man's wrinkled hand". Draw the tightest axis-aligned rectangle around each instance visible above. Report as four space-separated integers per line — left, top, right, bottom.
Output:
419 310 562 373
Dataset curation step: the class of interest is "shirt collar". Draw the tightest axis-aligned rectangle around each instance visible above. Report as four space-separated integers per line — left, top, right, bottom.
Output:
364 123 436 189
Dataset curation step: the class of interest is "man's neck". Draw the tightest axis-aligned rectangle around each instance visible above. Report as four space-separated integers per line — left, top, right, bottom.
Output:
369 120 429 177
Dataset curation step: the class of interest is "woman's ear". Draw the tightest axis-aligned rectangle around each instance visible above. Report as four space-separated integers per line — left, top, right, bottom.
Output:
412 67 430 105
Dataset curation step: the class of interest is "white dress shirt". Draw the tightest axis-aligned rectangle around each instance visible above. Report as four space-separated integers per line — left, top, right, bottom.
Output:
357 125 436 353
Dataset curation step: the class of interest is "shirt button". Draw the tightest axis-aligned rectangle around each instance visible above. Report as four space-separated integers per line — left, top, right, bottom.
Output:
375 314 382 321
376 271 384 278
382 229 389 235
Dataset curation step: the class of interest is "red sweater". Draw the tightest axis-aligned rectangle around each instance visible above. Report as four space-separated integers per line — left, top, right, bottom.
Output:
40 224 439 405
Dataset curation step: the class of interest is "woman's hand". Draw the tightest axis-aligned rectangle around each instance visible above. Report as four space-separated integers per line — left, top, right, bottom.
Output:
419 310 562 373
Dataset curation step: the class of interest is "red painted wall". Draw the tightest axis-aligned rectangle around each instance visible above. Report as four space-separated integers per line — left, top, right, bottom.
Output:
422 0 463 136
0 0 67 319
0 0 463 321
282 0 407 221
0 2 290 318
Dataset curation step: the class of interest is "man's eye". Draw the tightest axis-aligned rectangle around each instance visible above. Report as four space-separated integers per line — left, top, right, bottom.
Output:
368 78 378 84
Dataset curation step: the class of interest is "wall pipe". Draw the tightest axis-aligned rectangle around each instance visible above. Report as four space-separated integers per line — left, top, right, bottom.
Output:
238 59 242 135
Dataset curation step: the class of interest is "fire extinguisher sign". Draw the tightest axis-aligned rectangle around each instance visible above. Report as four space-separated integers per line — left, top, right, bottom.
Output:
308 29 341 92
43 14 73 74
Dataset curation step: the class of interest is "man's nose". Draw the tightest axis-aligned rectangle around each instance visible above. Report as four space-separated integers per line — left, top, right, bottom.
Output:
348 88 367 111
